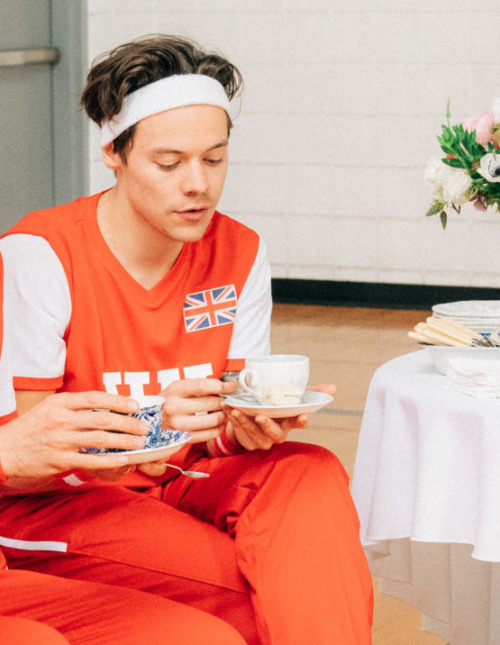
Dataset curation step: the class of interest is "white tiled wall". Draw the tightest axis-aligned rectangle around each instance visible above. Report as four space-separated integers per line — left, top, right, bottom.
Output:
85 0 500 288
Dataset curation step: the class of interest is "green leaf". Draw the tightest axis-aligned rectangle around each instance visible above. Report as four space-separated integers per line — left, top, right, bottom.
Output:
438 143 457 157
452 124 465 143
440 211 447 229
427 202 445 217
442 157 466 169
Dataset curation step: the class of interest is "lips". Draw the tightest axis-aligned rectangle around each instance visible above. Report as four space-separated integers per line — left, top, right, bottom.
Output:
175 207 210 221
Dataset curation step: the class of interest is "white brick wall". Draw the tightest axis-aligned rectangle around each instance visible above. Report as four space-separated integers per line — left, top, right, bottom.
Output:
85 0 500 288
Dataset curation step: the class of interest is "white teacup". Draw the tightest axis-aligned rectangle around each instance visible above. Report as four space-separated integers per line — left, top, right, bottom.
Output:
238 355 309 406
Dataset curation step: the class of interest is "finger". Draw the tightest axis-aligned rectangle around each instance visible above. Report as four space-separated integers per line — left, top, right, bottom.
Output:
188 426 225 444
57 452 131 471
229 410 272 451
51 391 140 414
76 410 149 436
138 462 168 477
307 383 337 396
163 378 226 398
254 415 288 442
280 414 309 432
220 381 238 395
274 414 309 433
162 395 226 417
164 410 226 432
73 429 147 452
91 465 135 481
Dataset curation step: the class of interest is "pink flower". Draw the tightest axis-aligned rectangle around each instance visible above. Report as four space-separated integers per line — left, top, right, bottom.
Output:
474 197 487 211
463 110 495 145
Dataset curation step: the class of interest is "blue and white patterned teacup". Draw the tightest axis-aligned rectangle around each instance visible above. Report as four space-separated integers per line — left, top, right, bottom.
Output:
132 395 166 448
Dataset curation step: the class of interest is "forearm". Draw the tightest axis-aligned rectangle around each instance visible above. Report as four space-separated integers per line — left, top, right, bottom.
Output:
15 389 54 415
0 440 57 495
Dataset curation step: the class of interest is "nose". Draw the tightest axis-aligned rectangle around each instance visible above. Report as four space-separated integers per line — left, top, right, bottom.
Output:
181 160 209 195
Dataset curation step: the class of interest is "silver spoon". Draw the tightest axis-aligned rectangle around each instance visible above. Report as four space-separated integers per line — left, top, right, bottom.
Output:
165 463 210 479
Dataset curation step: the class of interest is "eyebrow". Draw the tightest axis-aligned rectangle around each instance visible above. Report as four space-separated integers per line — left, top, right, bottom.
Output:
151 141 228 155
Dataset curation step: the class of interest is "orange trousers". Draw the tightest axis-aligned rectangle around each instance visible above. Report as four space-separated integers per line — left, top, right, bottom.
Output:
0 569 245 644
0 442 373 644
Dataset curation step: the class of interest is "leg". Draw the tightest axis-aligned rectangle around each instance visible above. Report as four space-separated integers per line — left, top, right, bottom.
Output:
0 616 69 645
0 487 258 644
163 442 374 645
0 568 246 645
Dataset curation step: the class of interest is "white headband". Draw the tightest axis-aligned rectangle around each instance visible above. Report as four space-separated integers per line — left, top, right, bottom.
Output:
100 74 230 147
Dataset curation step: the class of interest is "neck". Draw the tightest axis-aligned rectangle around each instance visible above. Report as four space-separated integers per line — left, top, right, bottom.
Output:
97 188 183 290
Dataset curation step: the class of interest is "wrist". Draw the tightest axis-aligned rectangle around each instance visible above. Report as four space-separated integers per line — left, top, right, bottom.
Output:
207 420 245 458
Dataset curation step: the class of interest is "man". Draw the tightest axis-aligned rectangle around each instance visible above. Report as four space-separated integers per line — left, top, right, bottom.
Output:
0 35 373 644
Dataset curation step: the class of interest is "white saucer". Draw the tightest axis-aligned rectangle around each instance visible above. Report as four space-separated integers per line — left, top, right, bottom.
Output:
224 391 334 418
91 430 191 465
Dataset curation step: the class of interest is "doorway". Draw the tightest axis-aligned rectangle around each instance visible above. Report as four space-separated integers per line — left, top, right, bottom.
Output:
0 0 86 232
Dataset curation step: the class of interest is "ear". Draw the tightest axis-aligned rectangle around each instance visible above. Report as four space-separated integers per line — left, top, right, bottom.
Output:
101 142 122 171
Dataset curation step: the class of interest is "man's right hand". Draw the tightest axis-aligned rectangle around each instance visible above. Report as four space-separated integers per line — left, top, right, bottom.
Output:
0 391 148 485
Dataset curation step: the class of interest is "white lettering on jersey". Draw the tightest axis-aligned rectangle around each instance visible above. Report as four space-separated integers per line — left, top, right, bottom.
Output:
103 372 122 394
183 363 213 379
103 362 214 396
158 368 181 390
124 372 151 399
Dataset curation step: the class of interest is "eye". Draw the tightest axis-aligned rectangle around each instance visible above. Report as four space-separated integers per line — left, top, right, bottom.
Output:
157 162 179 171
206 158 223 165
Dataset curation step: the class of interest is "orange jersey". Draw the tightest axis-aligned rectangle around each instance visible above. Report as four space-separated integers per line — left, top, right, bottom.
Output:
0 191 271 395
0 192 271 486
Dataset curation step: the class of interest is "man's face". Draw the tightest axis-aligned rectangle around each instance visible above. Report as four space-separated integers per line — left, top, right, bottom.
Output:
103 104 229 244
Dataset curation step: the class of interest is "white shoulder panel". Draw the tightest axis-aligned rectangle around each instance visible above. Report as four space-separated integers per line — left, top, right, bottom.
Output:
0 234 71 381
228 237 272 360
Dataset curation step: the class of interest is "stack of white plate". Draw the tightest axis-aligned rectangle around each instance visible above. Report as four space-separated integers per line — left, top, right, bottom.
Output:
432 301 500 334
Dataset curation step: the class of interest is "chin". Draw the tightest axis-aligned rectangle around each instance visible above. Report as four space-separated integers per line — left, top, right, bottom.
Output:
168 222 211 243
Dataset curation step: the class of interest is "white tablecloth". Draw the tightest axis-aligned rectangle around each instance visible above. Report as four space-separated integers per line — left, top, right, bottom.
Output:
351 349 500 644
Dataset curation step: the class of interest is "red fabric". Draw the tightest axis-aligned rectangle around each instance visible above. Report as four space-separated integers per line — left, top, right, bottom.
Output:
0 616 70 644
0 459 7 483
0 443 373 644
0 569 245 645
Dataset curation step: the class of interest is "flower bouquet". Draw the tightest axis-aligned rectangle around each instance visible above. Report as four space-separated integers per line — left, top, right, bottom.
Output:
425 99 500 228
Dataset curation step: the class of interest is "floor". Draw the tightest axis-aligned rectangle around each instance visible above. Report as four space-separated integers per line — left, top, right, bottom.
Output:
270 303 446 645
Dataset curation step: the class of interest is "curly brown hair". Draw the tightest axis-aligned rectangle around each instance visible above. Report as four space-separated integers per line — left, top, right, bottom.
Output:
81 34 243 157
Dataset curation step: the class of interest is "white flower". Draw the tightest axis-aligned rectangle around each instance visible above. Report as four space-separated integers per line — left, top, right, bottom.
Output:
425 157 471 205
441 166 471 205
425 156 444 185
478 153 500 183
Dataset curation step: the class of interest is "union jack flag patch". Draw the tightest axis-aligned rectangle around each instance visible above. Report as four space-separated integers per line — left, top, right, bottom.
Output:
183 284 237 333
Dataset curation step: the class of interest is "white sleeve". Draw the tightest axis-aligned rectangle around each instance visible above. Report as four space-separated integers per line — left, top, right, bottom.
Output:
0 234 71 383
227 237 272 361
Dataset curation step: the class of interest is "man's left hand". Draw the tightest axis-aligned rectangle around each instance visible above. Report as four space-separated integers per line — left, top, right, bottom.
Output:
224 384 336 451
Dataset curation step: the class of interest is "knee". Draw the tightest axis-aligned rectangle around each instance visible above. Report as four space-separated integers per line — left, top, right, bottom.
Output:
160 609 248 645
0 617 69 645
272 441 349 483
276 441 335 461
